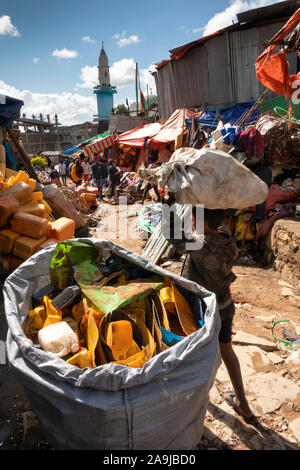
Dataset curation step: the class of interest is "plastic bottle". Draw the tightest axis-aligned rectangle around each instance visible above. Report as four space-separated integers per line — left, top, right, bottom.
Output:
38 321 80 357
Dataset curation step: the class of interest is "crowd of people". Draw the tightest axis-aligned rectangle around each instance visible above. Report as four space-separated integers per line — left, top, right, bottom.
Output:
31 143 168 210
34 150 126 202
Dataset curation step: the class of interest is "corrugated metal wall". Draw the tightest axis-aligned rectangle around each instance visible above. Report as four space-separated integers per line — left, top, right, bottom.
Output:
204 33 234 107
155 19 298 119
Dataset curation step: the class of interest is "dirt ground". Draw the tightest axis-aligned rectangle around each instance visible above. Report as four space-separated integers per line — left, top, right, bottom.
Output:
0 199 299 451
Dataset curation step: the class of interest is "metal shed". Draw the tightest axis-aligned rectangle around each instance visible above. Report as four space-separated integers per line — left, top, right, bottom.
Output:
153 1 299 118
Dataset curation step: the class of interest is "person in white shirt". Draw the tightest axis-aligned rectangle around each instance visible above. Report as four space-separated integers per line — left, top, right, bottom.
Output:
81 158 92 181
57 161 67 185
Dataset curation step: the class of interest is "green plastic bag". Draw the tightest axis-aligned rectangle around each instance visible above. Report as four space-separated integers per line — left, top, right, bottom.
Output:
50 241 101 290
74 262 164 315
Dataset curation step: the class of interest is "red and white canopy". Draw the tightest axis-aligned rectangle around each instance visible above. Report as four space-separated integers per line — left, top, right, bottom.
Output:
83 133 117 158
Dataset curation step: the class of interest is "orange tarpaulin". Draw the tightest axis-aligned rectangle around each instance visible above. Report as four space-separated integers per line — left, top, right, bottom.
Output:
255 8 300 100
151 108 202 144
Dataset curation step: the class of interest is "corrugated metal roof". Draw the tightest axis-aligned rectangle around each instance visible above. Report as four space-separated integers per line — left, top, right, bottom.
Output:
159 0 298 70
237 0 297 24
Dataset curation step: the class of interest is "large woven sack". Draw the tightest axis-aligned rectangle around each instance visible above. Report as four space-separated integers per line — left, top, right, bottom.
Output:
139 147 268 209
4 238 221 450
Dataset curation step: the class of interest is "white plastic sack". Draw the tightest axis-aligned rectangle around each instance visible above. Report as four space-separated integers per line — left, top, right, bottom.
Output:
139 147 269 209
4 238 221 450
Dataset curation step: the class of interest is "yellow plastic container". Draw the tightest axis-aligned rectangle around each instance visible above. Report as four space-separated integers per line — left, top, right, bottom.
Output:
28 305 47 335
41 199 52 215
12 171 30 185
13 235 47 259
82 193 97 203
7 176 15 186
18 203 46 218
48 217 75 241
27 178 37 191
5 168 18 180
106 320 133 361
10 212 49 239
2 182 34 205
67 348 93 368
0 182 10 191
0 194 20 227
42 296 62 327
234 213 255 242
31 192 44 203
0 229 21 254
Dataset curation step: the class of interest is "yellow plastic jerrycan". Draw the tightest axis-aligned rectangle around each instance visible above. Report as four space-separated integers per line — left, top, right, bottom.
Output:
12 171 30 185
159 287 176 315
106 320 134 361
113 348 148 368
67 347 94 368
43 295 62 327
86 312 99 368
28 305 47 335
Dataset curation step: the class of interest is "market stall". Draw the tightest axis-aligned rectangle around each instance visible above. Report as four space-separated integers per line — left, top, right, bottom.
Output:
83 132 117 159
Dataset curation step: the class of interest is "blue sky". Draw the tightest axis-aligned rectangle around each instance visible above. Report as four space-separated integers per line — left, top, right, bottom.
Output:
0 0 282 125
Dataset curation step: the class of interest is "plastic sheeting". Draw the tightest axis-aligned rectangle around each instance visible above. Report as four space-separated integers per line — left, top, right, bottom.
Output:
62 146 79 155
0 95 24 127
117 122 162 148
151 108 201 144
186 102 259 130
4 238 221 450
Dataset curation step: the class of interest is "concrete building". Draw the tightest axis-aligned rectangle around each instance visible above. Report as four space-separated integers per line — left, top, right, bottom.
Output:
14 114 61 155
15 115 108 155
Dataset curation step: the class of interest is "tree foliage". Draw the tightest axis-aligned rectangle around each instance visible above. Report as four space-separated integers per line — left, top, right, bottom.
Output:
114 104 130 115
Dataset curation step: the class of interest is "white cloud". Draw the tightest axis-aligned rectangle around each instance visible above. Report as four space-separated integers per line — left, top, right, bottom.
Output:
0 15 20 37
52 48 79 59
77 58 156 94
33 57 40 64
77 65 98 89
112 31 142 47
0 80 96 126
139 64 157 94
111 58 137 86
81 36 96 43
201 0 284 37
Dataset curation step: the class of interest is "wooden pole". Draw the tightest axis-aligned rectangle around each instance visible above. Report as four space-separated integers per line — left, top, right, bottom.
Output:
147 84 149 110
6 127 40 181
135 63 139 116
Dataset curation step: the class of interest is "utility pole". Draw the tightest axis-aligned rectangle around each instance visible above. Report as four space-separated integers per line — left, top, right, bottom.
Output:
147 83 149 109
135 62 139 116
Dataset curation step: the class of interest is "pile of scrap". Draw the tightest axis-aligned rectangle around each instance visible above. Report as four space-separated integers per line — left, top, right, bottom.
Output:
256 113 300 167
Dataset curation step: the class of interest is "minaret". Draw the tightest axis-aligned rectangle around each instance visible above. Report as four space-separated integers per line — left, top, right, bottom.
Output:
98 41 110 87
93 42 117 123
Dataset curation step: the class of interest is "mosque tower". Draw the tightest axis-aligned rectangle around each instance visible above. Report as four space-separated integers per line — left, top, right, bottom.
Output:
93 42 117 122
